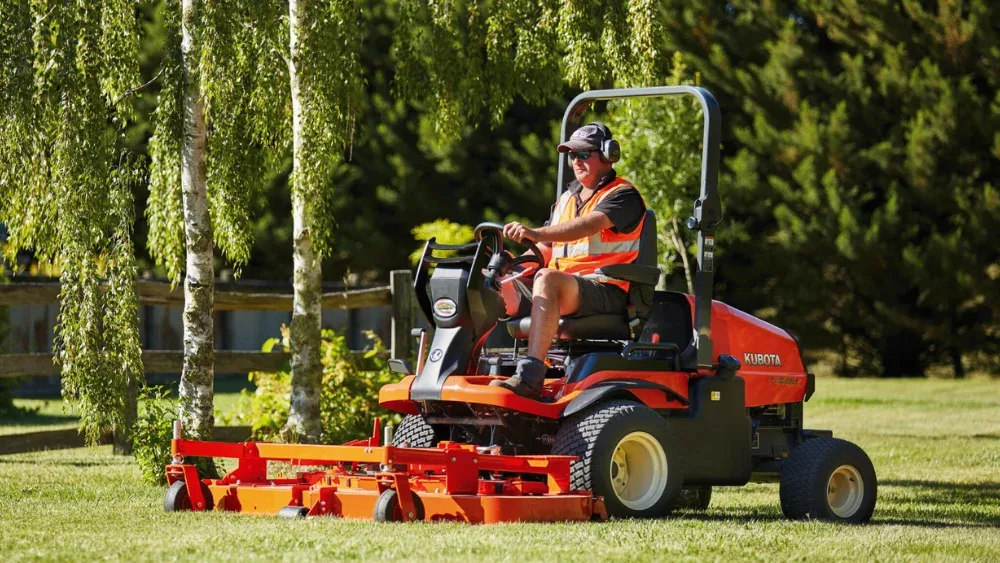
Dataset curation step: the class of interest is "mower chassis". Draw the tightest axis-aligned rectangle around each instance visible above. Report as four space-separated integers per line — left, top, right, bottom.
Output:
165 422 605 524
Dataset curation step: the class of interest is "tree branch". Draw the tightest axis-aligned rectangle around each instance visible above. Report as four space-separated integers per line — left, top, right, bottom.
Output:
112 68 164 105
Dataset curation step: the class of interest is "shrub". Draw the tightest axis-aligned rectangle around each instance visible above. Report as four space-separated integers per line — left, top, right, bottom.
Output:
409 219 475 266
219 326 402 444
131 385 178 485
132 385 218 485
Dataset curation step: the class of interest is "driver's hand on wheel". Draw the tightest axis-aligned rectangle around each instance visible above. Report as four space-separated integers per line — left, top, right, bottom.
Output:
503 221 539 243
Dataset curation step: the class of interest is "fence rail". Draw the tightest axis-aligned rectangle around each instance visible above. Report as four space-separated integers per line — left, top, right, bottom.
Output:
0 426 253 456
0 281 393 311
0 350 389 378
0 270 414 455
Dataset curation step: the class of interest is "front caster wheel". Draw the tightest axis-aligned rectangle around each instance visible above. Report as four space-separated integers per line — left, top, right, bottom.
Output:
373 489 425 522
164 479 214 512
278 506 309 518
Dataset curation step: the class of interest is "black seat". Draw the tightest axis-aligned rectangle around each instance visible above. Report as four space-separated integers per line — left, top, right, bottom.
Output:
507 209 660 341
507 314 631 340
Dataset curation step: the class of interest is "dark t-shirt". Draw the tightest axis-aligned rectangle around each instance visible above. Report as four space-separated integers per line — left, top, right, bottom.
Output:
552 170 646 234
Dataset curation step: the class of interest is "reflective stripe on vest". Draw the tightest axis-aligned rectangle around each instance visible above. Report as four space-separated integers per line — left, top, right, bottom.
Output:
548 177 644 292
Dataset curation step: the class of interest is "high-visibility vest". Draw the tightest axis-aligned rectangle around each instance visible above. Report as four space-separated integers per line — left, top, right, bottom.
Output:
549 177 645 293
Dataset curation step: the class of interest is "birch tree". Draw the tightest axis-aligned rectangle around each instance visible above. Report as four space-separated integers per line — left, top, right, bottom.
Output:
147 0 284 439
0 0 144 444
281 0 363 442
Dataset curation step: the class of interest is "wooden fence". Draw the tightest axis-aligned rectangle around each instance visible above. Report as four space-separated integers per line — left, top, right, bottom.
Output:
0 270 414 455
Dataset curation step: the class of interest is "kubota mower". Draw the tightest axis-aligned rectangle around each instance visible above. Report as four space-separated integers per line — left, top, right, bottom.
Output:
164 86 877 524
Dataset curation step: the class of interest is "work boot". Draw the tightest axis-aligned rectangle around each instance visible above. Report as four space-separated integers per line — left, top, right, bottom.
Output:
489 356 547 399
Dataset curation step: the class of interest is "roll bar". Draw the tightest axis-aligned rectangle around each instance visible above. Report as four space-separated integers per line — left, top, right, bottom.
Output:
557 86 723 369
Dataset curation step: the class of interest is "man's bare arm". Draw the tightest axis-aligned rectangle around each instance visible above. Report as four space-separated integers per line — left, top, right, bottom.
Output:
504 213 612 244
534 213 612 242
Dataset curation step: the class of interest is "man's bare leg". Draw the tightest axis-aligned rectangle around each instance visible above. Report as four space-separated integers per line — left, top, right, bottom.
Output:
491 268 581 398
527 268 582 359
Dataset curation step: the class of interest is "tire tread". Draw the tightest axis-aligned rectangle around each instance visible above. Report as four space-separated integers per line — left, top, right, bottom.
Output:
392 414 437 448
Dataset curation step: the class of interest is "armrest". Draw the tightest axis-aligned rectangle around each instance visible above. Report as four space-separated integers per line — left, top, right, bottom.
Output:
592 264 661 286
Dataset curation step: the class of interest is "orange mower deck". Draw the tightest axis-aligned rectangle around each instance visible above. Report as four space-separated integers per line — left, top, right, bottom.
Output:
164 421 606 524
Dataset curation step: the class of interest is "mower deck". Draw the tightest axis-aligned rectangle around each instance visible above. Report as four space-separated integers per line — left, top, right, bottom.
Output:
165 422 605 524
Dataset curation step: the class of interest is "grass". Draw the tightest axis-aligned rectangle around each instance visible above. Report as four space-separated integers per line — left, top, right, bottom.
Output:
1 377 999 561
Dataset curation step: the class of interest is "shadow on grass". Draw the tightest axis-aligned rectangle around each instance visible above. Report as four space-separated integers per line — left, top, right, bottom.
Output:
870 517 999 529
671 479 1000 529
0 455 127 467
0 412 77 428
674 508 998 529
882 479 1000 505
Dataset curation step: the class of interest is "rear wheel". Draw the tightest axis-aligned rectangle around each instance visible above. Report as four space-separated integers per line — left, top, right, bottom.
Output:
392 414 439 448
553 400 683 518
779 437 877 523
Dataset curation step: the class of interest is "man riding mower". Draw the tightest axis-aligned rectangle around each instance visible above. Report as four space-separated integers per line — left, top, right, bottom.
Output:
490 120 646 399
379 86 878 522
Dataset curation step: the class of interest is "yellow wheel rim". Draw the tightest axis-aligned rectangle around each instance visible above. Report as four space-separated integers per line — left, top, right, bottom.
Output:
609 431 668 510
827 464 864 518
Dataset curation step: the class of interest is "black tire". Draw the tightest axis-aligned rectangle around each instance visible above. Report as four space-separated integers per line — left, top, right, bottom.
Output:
674 486 712 511
392 414 439 448
373 489 426 522
779 437 877 523
164 479 214 512
552 400 683 518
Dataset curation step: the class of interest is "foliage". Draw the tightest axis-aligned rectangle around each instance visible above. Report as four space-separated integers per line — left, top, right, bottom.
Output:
146 0 287 282
289 0 365 259
409 220 475 266
393 0 664 139
132 385 218 484
0 0 144 442
604 53 705 290
144 0 186 284
219 327 400 443
131 386 178 485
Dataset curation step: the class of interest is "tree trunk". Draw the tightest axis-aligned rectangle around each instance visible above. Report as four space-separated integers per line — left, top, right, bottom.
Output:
950 345 965 379
879 330 926 378
281 0 323 443
179 0 215 440
669 215 694 294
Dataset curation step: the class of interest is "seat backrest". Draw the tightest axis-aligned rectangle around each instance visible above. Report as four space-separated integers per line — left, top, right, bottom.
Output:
636 209 657 266
627 209 658 323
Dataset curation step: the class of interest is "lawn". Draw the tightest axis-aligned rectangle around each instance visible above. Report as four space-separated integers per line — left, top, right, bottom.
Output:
1 377 998 561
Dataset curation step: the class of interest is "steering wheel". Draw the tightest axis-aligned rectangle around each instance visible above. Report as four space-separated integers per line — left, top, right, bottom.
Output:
474 222 545 269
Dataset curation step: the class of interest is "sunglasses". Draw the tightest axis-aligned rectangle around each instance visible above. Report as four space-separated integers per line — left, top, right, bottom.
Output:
567 150 592 161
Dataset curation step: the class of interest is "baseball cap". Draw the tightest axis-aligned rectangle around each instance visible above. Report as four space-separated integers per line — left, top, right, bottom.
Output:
557 122 611 152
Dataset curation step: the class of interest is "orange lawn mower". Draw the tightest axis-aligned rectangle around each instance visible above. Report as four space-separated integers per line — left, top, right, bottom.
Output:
164 86 877 524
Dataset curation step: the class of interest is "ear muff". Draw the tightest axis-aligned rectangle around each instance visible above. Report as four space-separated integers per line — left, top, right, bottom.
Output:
601 138 621 163
587 121 621 164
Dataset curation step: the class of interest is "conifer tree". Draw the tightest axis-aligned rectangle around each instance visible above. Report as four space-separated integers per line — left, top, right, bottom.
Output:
658 0 1000 376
